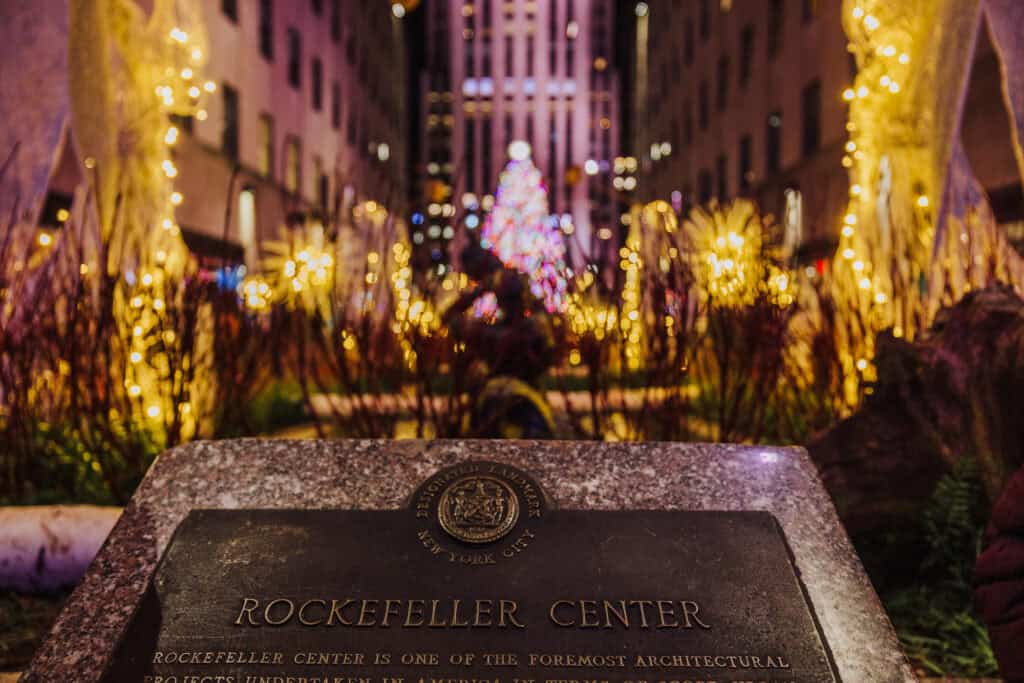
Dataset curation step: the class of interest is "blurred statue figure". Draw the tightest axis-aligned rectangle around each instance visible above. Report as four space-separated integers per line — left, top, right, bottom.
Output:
443 243 555 439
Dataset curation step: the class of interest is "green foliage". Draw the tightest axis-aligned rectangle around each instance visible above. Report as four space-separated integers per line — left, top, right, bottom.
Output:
0 590 67 671
881 457 998 677
239 381 307 436
887 587 999 677
0 420 159 506
920 456 986 582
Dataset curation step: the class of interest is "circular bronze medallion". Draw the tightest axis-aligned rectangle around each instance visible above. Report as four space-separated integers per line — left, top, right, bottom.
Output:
437 474 520 544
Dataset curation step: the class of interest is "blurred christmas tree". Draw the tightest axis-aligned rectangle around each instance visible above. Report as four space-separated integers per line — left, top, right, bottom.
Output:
481 141 568 312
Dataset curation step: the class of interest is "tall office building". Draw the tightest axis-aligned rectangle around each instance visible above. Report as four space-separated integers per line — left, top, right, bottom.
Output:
416 0 623 271
631 0 1024 265
631 0 851 264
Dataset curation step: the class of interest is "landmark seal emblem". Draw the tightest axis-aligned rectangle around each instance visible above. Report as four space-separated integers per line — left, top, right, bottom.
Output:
437 474 519 543
411 461 548 564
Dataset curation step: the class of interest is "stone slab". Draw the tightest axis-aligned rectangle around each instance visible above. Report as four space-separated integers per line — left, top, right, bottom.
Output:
20 439 915 682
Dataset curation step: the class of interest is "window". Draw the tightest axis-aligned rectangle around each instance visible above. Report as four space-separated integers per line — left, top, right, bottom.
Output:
766 111 782 173
222 0 237 22
716 155 728 200
314 156 328 213
311 57 323 110
740 25 754 85
563 107 573 206
717 56 729 110
802 79 821 155
684 18 694 65
504 114 513 148
548 112 557 205
699 0 711 40
331 82 341 129
346 33 356 65
311 0 323 16
287 28 301 88
258 114 274 178
285 137 301 194
526 35 534 77
739 134 752 193
526 115 534 149
698 80 709 130
170 113 193 134
330 0 341 41
768 0 784 59
238 188 256 269
482 41 492 77
482 116 492 192
259 0 273 59
505 35 514 75
783 188 803 254
465 120 476 193
549 5 558 75
222 84 239 161
803 0 820 22
698 169 713 204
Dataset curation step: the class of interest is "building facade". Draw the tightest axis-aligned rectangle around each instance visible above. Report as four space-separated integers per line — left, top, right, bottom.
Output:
40 0 409 271
416 0 624 271
631 0 1024 265
632 0 853 263
178 0 408 267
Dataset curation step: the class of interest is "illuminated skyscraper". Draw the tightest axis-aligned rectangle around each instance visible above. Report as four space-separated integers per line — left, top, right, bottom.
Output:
416 0 623 270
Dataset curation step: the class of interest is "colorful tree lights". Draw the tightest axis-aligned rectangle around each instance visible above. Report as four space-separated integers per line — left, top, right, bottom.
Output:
480 142 569 313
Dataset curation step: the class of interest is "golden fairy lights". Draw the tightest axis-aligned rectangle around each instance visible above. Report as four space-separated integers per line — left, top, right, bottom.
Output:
257 223 336 318
619 215 644 370
683 200 793 309
108 4 215 438
831 0 930 399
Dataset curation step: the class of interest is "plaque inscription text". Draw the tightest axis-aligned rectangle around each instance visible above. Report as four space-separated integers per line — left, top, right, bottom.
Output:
104 462 839 682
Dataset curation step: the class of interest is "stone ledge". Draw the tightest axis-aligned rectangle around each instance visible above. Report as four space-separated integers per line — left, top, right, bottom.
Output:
21 438 914 682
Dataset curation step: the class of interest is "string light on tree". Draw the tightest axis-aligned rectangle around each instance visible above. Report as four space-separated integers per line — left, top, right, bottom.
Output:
480 141 569 313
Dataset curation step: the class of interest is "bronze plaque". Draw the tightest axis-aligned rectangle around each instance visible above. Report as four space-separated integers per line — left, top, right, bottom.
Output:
104 461 840 682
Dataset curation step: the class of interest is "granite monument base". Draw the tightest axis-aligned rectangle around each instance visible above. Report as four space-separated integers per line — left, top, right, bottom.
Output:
21 439 914 682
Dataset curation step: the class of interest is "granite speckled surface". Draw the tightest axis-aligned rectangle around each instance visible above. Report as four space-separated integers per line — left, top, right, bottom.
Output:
21 439 915 682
